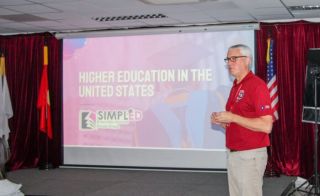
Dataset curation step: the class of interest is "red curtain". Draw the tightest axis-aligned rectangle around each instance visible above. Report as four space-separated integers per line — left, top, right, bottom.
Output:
0 33 62 170
256 21 320 177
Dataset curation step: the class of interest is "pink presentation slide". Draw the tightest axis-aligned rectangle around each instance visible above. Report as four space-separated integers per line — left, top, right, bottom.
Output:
63 31 254 149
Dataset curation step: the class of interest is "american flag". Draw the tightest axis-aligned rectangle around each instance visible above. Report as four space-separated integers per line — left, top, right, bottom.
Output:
266 38 279 120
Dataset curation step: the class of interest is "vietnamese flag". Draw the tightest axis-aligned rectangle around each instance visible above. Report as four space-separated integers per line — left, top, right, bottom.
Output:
37 45 53 139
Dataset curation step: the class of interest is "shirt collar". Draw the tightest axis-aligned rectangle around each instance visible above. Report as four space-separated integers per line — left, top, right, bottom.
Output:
233 71 254 87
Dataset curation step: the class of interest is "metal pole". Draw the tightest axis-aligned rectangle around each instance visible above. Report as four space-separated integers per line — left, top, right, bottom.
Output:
315 76 319 195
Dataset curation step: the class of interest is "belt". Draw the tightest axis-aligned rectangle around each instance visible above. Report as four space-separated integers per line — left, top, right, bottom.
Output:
229 147 267 152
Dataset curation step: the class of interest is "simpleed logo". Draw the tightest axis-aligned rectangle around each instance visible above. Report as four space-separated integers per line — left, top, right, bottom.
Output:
80 110 96 130
79 108 143 131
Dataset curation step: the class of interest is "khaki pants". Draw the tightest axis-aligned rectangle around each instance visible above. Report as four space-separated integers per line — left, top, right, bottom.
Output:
227 147 268 196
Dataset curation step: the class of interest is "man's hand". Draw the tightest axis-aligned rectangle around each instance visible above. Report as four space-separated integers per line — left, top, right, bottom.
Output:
212 111 234 123
211 112 230 129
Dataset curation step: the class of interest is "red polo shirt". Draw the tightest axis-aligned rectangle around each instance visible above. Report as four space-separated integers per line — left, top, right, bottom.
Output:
226 71 272 151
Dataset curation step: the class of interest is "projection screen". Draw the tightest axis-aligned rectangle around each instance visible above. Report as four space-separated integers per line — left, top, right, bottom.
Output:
62 27 255 169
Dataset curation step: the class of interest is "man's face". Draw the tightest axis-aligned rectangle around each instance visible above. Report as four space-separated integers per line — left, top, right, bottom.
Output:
226 48 249 78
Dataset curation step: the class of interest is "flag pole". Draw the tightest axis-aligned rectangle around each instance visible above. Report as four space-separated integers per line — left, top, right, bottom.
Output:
39 102 52 170
264 32 280 177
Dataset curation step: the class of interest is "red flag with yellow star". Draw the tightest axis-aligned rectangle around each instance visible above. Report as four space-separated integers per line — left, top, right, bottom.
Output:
37 45 53 139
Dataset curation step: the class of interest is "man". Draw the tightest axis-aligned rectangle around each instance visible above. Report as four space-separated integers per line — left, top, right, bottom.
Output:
211 44 273 196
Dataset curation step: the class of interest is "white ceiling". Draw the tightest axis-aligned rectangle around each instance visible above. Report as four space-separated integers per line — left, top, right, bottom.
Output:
0 0 320 35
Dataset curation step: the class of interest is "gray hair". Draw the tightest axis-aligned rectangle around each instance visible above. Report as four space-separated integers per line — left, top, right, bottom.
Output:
229 44 253 68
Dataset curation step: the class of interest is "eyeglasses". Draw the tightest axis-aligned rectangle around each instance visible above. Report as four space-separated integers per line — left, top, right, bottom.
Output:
224 56 247 63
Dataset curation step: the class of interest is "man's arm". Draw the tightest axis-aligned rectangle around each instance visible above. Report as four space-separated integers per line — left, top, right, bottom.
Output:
212 111 273 133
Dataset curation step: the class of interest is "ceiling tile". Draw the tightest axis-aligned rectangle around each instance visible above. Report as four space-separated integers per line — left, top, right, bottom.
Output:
232 0 284 8
250 7 289 15
166 11 218 23
256 14 295 20
0 0 32 6
84 0 147 9
191 1 240 11
292 10 320 18
30 0 82 3
44 1 108 14
4 4 59 14
0 8 20 15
